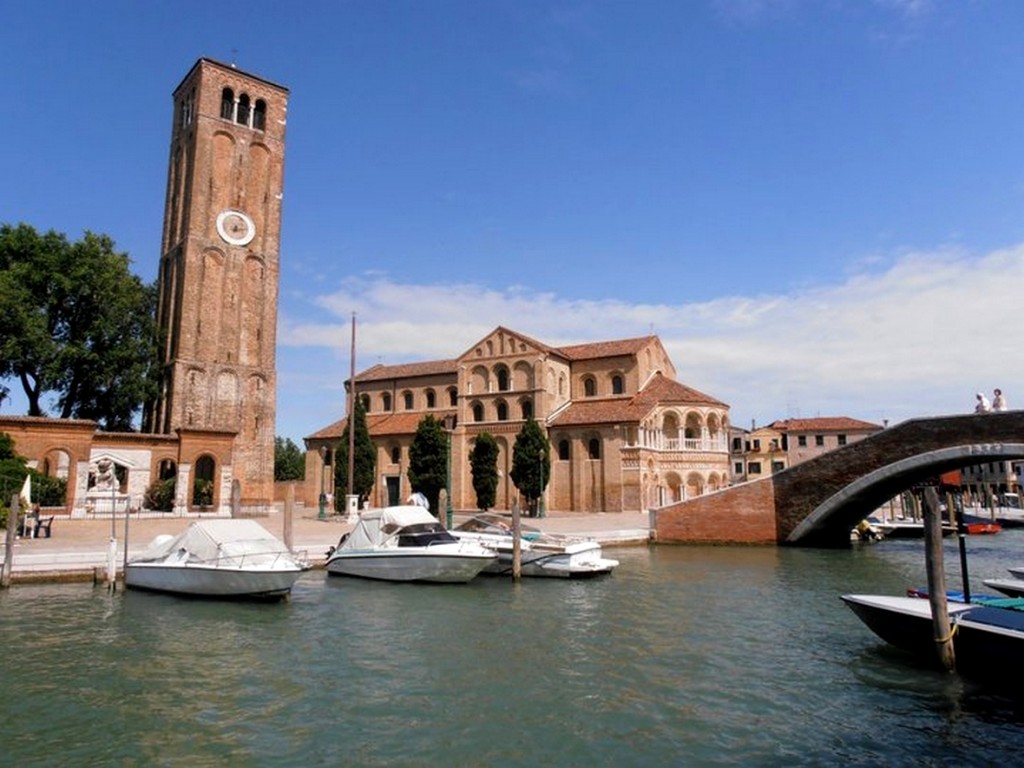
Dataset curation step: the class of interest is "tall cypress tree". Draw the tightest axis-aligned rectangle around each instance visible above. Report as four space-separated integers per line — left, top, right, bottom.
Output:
470 432 499 511
510 418 550 516
407 415 448 517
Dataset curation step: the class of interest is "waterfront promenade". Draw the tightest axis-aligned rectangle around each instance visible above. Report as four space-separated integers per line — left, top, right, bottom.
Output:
1 508 651 582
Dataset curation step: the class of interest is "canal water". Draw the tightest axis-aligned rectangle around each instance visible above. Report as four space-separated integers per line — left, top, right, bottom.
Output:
4 531 1024 766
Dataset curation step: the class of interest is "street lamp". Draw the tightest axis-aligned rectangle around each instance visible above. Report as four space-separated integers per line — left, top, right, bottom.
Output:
443 414 455 529
318 445 327 520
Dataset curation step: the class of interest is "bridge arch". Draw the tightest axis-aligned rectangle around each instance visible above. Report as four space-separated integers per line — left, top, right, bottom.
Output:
653 412 1024 547
789 443 1024 544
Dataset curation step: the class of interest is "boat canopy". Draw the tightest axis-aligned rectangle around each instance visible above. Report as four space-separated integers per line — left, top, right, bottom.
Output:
340 505 442 551
131 519 293 566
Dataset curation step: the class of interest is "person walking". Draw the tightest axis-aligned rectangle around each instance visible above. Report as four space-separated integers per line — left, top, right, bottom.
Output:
975 392 992 413
993 388 1008 411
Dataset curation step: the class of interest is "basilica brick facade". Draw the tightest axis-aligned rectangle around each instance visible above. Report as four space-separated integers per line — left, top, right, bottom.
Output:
304 327 731 515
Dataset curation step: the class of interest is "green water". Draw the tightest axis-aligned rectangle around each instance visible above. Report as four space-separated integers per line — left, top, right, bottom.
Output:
4 537 1024 766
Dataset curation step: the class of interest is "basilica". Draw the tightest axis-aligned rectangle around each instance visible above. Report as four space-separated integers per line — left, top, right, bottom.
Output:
303 326 731 515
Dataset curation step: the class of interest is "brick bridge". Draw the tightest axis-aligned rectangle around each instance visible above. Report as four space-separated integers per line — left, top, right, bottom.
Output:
651 411 1024 548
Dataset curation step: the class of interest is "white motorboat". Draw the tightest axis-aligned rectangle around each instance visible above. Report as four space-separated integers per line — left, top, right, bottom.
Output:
452 513 619 578
325 505 496 583
125 519 308 600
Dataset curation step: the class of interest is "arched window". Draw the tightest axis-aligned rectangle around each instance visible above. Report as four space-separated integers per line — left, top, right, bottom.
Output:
390 446 401 464
220 87 234 120
381 392 392 412
472 403 484 422
426 390 436 409
448 387 458 407
158 459 177 481
193 455 216 508
496 402 508 421
253 99 267 130
588 438 601 460
558 440 570 461
496 367 510 392
403 391 414 410
237 93 251 126
612 375 624 395
360 393 370 412
584 377 597 397
521 399 533 420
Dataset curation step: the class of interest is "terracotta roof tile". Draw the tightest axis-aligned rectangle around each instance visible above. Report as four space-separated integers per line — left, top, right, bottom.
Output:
632 373 728 408
555 335 656 361
306 411 458 441
548 398 652 427
353 359 459 383
549 373 726 427
768 417 883 432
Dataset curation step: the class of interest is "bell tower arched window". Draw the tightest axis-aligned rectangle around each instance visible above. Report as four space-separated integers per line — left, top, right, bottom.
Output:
220 87 234 120
253 99 267 130
237 94 251 126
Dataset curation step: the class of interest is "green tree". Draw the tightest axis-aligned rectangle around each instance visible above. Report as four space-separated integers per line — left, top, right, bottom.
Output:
407 415 448 517
470 432 499 511
0 223 158 430
274 436 305 481
509 418 550 516
333 396 376 509
0 432 28 528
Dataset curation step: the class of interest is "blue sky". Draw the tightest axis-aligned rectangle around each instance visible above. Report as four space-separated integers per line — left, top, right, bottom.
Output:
3 0 1024 443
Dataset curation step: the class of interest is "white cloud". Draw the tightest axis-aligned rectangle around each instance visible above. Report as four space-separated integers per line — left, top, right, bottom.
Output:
277 242 1024 439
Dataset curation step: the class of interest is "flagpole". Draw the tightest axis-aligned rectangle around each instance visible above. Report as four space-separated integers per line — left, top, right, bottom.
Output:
347 312 357 522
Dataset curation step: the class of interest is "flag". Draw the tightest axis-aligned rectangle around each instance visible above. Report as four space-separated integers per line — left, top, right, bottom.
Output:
20 473 31 507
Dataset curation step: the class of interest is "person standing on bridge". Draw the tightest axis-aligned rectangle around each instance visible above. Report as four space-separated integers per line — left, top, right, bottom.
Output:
993 388 1008 411
975 392 992 413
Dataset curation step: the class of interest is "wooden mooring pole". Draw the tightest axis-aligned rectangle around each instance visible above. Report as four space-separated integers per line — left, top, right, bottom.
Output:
511 499 522 581
923 486 955 672
2 493 18 588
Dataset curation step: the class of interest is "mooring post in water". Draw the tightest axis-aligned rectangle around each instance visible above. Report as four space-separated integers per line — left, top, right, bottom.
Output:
923 486 955 672
2 493 18 588
284 483 295 552
511 499 522 581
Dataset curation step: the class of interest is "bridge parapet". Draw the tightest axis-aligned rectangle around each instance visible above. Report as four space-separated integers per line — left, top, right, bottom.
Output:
654 411 1024 547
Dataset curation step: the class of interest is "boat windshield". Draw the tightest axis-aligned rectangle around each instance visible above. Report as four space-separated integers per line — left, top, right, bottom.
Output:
396 524 457 547
456 514 541 536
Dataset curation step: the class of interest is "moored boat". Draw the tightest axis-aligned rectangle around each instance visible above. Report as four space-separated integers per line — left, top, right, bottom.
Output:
839 594 976 657
452 513 619 578
125 519 308 600
325 505 496 583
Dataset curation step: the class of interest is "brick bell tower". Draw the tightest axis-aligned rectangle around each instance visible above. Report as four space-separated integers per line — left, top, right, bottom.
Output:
145 58 288 511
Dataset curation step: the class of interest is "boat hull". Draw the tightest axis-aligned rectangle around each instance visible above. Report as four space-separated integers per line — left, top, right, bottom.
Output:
125 563 303 599
325 549 495 583
952 607 1024 686
982 578 1024 598
840 594 974 657
484 544 618 578
452 529 619 578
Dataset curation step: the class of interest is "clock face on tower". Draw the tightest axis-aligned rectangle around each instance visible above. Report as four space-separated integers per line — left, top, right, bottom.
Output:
216 209 256 246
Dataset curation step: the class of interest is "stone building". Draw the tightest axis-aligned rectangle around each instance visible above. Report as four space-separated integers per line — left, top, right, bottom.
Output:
303 326 730 515
1 58 287 517
729 416 883 484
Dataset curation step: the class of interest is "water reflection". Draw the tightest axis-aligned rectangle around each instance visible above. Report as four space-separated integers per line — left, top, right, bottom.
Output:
4 535 1024 764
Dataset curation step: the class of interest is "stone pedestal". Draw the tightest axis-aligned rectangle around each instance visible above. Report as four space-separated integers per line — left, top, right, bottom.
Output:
85 492 130 516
